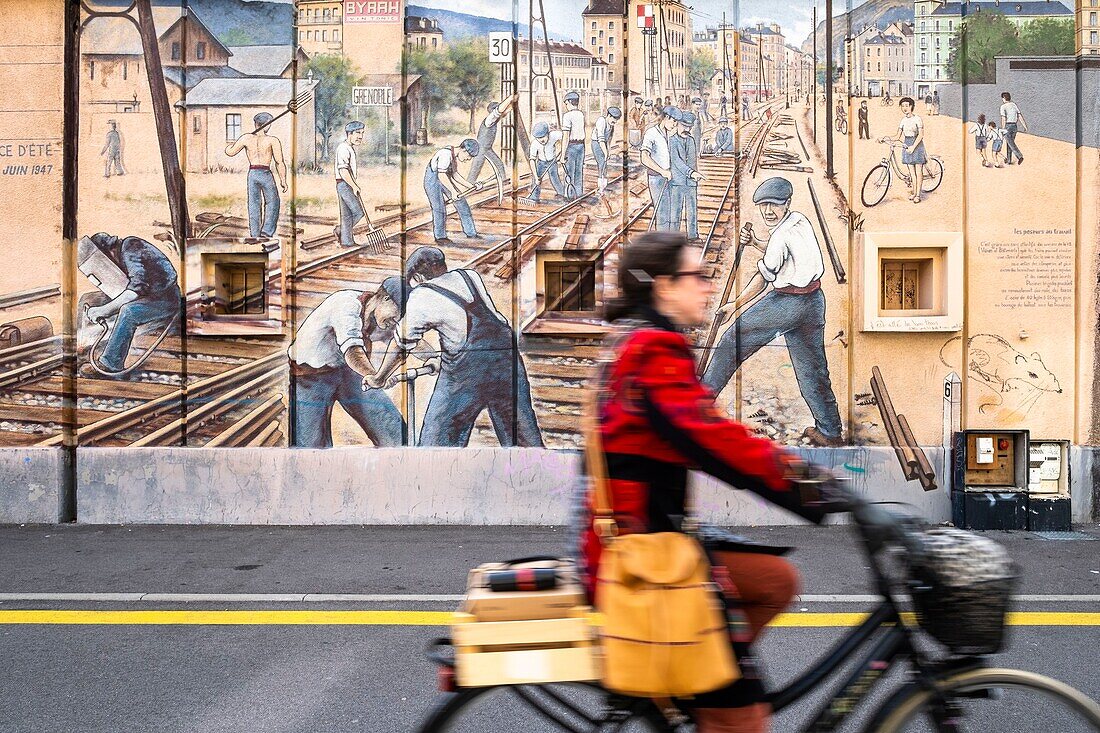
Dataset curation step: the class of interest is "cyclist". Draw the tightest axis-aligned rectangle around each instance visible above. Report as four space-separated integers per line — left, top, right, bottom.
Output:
577 231 842 733
880 96 927 203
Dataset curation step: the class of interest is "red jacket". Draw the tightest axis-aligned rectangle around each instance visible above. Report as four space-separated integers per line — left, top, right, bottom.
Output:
580 316 826 595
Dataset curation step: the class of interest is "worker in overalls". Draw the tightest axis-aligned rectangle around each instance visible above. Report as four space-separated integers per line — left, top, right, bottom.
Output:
590 106 621 198
424 139 481 245
289 277 408 447
669 111 704 241
715 117 734 155
369 246 544 448
467 92 518 184
560 90 587 198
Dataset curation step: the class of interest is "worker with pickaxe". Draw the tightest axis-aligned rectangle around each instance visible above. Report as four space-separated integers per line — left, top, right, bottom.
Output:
424 138 481 245
702 177 843 447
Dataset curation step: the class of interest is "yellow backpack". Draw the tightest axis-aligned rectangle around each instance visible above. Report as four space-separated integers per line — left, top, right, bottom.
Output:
586 393 740 698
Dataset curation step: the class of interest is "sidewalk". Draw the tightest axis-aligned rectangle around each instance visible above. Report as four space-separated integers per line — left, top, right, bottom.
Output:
2 524 1098 598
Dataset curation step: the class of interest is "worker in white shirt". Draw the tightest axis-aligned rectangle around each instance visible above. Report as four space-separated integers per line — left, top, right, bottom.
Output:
289 277 408 447
526 121 565 204
468 91 519 182
999 91 1027 165
590 106 621 196
369 246 544 447
560 90 587 198
640 106 680 230
702 177 843 447
334 120 366 247
424 139 481 244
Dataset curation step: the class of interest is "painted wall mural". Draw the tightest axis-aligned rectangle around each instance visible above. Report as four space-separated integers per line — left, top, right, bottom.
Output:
0 0 1096 464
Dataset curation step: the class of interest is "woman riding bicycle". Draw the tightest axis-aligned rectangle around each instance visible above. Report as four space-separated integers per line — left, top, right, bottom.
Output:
576 231 842 733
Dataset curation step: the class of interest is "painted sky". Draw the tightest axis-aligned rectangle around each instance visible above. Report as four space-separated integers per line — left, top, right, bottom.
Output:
409 0 867 46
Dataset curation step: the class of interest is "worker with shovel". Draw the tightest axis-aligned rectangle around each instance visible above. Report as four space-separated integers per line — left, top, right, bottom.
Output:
424 139 481 245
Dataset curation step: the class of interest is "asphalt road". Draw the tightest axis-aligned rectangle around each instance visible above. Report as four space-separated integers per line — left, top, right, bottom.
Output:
1 524 1098 733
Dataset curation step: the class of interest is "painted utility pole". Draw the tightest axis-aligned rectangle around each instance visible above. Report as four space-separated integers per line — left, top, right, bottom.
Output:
825 0 834 179
812 3 817 143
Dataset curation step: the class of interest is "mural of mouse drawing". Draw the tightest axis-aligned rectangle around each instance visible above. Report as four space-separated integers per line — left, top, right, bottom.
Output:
939 334 1062 420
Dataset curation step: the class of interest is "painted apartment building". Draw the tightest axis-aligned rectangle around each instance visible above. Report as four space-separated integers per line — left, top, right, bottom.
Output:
1081 0 1100 54
581 0 691 98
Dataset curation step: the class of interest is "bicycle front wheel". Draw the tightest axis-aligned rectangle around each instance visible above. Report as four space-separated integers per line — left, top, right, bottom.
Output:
921 158 944 193
862 164 891 207
418 683 677 732
868 667 1100 733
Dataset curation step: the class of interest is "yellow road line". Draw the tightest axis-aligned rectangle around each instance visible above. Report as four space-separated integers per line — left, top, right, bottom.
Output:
0 610 1098 627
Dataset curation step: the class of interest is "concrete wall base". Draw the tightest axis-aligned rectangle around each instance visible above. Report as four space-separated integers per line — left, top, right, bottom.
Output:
2 445 1095 525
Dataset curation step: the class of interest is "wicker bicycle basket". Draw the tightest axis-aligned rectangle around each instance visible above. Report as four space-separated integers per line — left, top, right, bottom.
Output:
906 527 1018 656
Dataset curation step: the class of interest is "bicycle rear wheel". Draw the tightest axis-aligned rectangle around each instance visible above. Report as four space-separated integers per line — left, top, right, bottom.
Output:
867 667 1100 733
419 683 677 732
921 158 944 193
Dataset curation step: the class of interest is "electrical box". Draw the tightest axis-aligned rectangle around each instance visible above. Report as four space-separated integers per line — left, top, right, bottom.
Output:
1027 440 1068 495
1028 495 1072 532
951 430 1029 530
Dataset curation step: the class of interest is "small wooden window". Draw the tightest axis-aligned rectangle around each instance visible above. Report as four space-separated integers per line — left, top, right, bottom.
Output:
217 262 267 315
880 257 933 312
544 260 596 313
196 42 207 60
171 41 181 60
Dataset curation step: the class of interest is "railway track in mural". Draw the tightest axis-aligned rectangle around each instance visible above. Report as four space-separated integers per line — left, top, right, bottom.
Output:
0 102 789 449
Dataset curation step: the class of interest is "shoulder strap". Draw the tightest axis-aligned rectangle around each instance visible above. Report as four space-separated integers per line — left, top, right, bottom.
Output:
456 269 489 309
584 388 615 539
420 280 470 309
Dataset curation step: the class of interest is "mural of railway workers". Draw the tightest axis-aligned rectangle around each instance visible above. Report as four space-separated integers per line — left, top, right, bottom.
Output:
77 233 180 380
640 107 679 231
669 111 704 242
702 177 844 447
560 91 586 199
288 278 408 448
467 92 518 186
525 122 566 204
590 106 622 197
425 139 481 245
224 112 288 241
370 247 544 448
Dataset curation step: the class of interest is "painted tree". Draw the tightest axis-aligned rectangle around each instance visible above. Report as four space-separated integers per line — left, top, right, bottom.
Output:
305 53 363 161
405 46 449 134
444 40 496 133
1019 18 1075 56
686 48 718 98
946 12 1020 83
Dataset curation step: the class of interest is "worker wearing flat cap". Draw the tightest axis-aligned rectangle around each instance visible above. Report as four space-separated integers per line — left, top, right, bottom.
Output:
715 117 734 155
560 91 586 198
669 110 704 240
639 106 681 230
702 176 843 447
526 121 565 204
628 97 646 146
690 97 704 148
591 106 621 196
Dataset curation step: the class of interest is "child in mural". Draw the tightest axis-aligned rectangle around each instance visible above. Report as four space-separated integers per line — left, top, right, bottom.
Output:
560 91 587 199
987 120 1005 168
590 106 622 198
969 114 991 167
334 120 368 247
525 122 565 204
702 177 843 447
101 120 125 178
77 233 180 379
669 111 704 242
369 247 544 448
425 139 481 245
640 106 679 231
714 117 734 155
224 112 288 240
466 92 519 184
880 97 927 203
288 277 408 448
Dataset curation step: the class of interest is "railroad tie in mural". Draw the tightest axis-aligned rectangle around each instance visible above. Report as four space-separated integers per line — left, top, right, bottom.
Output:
869 366 937 492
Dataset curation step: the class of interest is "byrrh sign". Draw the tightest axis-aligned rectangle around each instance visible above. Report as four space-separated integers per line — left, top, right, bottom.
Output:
344 0 401 22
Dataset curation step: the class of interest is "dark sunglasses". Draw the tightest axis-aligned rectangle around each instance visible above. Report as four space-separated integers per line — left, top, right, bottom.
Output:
670 269 709 281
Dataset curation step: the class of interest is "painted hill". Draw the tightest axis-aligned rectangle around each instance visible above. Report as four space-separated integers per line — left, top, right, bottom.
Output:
408 5 578 43
802 0 913 61
98 0 297 46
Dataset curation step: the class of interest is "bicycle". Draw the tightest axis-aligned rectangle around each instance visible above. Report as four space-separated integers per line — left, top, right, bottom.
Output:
861 139 944 207
881 95 895 107
418 499 1100 732
835 110 848 135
